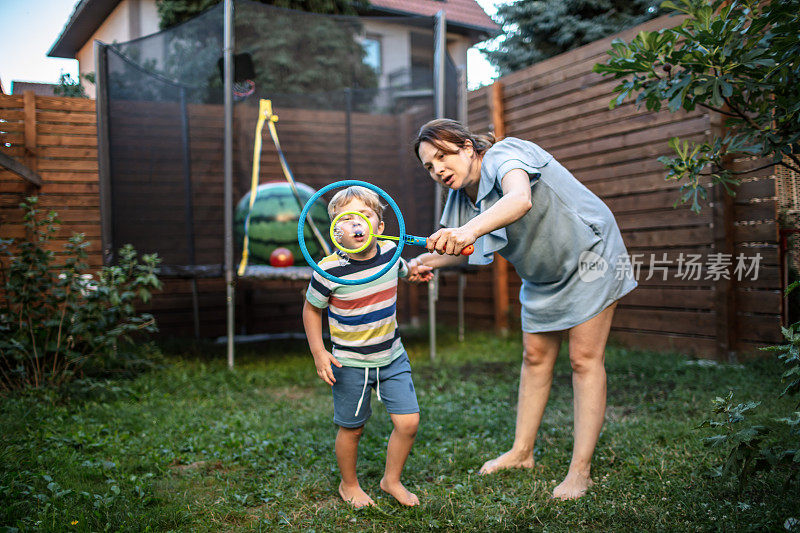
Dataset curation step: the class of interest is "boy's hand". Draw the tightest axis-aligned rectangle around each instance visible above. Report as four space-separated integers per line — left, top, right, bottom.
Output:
406 258 434 283
313 350 342 386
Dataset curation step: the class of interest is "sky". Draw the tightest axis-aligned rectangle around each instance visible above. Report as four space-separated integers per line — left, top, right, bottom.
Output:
0 0 505 94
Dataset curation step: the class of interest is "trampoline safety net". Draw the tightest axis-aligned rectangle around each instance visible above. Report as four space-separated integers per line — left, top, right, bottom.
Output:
97 0 459 337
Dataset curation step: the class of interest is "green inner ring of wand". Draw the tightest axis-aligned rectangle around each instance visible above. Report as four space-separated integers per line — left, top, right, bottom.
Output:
330 210 374 254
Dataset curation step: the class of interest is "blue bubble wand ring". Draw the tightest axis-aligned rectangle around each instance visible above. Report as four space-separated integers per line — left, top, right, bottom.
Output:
299 180 474 286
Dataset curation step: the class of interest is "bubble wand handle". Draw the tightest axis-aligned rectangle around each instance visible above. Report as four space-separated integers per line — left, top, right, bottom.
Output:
393 234 473 256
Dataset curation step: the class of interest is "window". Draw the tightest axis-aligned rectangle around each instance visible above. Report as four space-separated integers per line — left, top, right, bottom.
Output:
362 36 382 74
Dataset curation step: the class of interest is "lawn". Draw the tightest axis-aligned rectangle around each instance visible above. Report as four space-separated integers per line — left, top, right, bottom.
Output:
1 329 797 532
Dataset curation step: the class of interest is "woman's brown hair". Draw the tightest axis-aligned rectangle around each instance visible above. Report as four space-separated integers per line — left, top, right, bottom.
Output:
413 118 496 161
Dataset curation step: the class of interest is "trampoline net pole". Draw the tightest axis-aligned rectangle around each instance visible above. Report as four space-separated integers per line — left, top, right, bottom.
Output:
224 0 235 368
429 10 446 362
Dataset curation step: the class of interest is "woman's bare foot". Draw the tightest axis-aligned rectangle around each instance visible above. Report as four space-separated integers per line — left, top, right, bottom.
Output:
338 481 375 508
379 477 420 506
479 449 535 475
552 472 594 500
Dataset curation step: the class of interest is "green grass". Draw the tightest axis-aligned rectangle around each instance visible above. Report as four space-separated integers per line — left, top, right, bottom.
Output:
1 330 798 532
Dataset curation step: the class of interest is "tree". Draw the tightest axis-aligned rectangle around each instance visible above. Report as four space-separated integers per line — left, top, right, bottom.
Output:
594 0 800 212
483 0 662 76
151 0 377 97
53 72 90 98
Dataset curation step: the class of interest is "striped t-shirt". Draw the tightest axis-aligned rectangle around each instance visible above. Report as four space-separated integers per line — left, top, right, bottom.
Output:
305 241 408 368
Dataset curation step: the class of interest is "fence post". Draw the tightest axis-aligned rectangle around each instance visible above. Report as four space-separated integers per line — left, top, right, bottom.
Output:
23 91 37 183
710 110 737 362
490 81 509 335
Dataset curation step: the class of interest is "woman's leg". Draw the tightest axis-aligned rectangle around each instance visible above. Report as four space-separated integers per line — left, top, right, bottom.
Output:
553 302 617 500
336 425 375 507
480 330 561 474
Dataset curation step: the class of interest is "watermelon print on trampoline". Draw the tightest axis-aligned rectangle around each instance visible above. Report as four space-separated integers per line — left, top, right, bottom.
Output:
234 182 330 267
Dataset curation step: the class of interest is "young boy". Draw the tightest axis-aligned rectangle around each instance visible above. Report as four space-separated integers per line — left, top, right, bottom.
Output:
302 186 428 508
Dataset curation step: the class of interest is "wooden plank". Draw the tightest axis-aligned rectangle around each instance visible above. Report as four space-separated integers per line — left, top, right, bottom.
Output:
734 178 776 202
0 95 24 108
736 289 781 315
561 133 709 172
734 222 778 244
0 153 43 187
735 313 782 343
35 111 96 124
615 208 711 232
490 81 509 334
609 330 717 358
621 287 714 310
23 92 36 175
34 96 95 112
36 123 97 135
622 226 713 248
613 307 717 336
38 147 98 158
735 201 776 223
37 134 97 147
36 160 98 172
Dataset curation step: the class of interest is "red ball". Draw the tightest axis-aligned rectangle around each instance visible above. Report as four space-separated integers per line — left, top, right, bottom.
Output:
269 247 294 267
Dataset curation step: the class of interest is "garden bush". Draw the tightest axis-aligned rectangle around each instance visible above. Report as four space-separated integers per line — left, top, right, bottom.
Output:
0 197 163 392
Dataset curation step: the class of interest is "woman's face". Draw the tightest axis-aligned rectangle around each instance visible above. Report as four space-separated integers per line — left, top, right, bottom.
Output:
418 140 479 191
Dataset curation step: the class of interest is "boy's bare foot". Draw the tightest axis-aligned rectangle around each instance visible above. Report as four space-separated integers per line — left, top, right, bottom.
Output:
338 481 375 508
379 477 420 506
479 450 535 475
552 472 594 500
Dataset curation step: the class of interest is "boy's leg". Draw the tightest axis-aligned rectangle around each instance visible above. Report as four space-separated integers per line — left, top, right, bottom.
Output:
331 364 374 507
336 425 375 508
380 412 420 506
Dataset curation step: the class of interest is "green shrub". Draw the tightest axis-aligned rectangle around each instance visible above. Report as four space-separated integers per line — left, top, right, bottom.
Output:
0 197 163 392
699 286 800 494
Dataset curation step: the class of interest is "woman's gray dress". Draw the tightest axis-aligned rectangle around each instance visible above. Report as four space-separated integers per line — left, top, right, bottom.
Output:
440 137 637 332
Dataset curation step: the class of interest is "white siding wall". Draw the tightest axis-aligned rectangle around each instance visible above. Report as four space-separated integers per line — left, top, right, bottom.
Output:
76 0 159 97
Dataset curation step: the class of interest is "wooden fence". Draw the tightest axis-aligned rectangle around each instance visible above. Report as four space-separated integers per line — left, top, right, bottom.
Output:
462 14 782 359
1 23 785 359
1 93 433 338
0 94 101 267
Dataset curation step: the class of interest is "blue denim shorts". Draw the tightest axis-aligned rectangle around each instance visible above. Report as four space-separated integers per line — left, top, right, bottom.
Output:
331 351 419 428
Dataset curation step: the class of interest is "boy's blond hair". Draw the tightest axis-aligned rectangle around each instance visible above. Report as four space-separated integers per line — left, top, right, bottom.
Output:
327 186 386 221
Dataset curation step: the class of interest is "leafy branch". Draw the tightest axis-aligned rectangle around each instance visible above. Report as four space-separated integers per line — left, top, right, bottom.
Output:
594 0 800 212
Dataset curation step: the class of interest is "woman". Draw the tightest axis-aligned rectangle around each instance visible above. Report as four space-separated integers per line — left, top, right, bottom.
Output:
407 119 637 500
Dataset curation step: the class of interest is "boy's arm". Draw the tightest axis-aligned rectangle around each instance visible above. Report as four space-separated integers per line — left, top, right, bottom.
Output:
302 300 341 386
406 253 465 283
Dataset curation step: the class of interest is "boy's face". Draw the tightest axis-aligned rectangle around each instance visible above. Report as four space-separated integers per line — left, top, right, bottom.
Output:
333 197 384 256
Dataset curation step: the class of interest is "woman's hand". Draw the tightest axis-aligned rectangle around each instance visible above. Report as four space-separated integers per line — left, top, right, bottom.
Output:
312 350 341 386
406 258 434 283
427 226 477 256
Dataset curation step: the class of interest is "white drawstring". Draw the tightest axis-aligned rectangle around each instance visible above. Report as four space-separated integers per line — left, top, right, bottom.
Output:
353 366 383 417
354 367 369 417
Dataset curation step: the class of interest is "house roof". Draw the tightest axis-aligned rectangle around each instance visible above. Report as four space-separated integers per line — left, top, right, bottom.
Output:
49 0 121 59
49 0 499 59
367 0 499 38
10 82 59 96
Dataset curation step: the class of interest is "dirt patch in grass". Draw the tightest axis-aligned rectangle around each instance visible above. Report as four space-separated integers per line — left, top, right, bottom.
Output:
265 386 317 401
169 460 226 474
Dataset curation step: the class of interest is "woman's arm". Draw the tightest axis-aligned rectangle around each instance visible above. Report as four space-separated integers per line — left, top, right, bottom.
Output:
428 168 533 255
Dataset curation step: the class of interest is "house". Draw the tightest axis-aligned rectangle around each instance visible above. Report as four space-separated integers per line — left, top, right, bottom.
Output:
9 82 59 96
48 0 499 99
